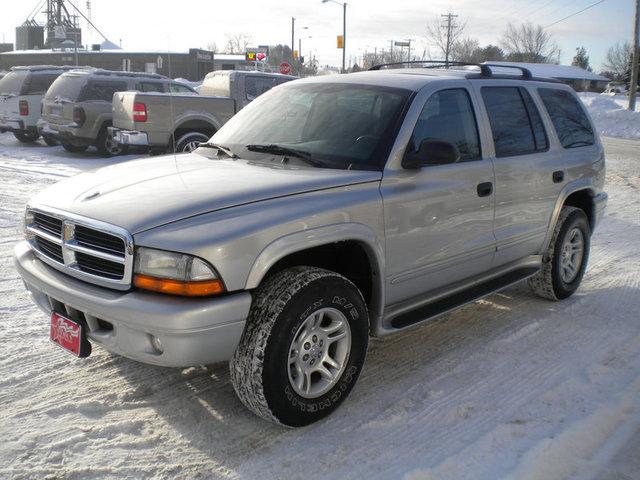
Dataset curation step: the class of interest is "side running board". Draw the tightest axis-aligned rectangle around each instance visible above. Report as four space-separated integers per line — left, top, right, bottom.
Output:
390 266 540 329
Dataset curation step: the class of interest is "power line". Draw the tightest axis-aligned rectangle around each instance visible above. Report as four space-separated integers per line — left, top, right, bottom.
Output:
544 0 606 28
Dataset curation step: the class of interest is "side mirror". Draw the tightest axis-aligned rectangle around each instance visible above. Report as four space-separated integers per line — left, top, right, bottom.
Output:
402 139 460 169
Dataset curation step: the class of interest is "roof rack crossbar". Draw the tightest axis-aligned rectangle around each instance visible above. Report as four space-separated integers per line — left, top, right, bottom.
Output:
482 63 533 79
368 60 492 76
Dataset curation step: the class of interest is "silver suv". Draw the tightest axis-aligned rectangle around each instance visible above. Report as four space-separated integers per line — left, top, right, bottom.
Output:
39 69 193 156
14 63 607 427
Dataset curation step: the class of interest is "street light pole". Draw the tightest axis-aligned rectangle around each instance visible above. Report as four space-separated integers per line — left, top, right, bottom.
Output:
322 0 347 73
291 17 295 63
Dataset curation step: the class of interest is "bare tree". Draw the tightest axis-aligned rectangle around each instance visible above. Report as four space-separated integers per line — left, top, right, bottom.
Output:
604 42 632 81
450 38 480 63
425 14 466 62
206 42 218 53
500 22 560 63
223 34 252 54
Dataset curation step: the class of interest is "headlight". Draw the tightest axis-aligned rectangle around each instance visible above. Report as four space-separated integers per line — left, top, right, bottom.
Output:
133 247 225 297
23 208 34 240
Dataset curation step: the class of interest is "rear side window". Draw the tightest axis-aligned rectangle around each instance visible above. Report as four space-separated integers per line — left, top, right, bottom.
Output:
538 88 594 148
408 88 481 162
137 81 166 93
482 86 548 157
25 74 60 95
79 80 128 102
246 76 277 101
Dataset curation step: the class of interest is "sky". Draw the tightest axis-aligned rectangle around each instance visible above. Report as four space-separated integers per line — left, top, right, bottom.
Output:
0 0 634 72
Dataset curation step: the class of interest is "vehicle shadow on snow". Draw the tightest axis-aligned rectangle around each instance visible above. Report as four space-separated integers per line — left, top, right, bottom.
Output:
102 281 581 467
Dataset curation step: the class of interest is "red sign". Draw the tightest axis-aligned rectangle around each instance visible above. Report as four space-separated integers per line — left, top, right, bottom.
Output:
50 312 82 356
280 62 291 75
256 52 266 61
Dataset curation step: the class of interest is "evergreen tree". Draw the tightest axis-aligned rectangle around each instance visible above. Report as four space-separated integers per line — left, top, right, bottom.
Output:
571 47 591 71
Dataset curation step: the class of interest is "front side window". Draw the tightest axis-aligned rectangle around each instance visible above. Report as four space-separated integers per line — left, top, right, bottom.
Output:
482 86 548 157
170 83 195 94
407 88 481 163
538 88 594 148
79 81 128 102
245 76 277 101
137 82 166 93
210 82 411 171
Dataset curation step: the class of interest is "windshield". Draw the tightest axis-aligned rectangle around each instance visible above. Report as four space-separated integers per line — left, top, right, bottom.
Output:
0 71 29 96
209 82 412 170
44 74 87 101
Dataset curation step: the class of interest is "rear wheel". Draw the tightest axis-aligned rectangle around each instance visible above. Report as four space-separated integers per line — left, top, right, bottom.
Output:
174 132 209 153
61 143 89 153
230 266 369 427
529 206 591 300
96 127 127 157
13 131 39 143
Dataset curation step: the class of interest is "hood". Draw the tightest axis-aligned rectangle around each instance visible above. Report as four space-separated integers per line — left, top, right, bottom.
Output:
31 152 382 233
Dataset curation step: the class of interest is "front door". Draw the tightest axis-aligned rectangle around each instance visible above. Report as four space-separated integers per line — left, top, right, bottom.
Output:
381 86 496 306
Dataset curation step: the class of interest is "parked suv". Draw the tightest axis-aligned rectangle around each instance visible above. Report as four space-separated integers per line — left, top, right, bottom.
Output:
39 69 193 156
15 63 607 427
0 65 75 145
110 70 295 155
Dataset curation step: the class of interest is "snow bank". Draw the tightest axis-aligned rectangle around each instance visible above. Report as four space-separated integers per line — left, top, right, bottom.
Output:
579 93 640 140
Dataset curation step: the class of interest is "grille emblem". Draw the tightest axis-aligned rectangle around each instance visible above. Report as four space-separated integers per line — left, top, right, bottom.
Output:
61 221 76 265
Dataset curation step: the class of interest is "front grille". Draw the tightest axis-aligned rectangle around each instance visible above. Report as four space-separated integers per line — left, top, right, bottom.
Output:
76 252 125 279
34 236 63 263
26 209 133 290
75 225 125 256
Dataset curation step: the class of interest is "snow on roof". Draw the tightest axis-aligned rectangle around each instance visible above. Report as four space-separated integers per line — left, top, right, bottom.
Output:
485 62 609 81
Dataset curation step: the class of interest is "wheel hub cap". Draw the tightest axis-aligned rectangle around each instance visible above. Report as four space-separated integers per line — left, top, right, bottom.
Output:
287 307 351 399
559 227 584 283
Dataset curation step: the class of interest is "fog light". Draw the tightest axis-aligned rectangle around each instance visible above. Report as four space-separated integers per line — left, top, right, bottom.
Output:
150 335 164 354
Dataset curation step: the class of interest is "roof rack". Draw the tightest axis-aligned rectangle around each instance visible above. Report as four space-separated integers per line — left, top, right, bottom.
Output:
368 60 534 80
65 68 169 80
10 65 88 72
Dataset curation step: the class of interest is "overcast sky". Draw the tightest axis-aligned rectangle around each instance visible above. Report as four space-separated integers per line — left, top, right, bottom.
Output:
1 0 633 71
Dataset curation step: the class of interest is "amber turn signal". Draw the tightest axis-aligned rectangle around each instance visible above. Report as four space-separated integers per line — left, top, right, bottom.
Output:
134 274 225 297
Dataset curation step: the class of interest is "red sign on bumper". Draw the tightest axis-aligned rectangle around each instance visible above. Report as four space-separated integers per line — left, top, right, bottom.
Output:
50 312 91 357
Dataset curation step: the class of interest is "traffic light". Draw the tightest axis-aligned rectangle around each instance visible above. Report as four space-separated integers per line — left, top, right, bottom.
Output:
337 35 344 49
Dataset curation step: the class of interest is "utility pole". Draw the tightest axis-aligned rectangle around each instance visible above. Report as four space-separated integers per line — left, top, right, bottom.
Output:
629 0 639 111
441 12 458 67
291 17 295 63
342 2 347 73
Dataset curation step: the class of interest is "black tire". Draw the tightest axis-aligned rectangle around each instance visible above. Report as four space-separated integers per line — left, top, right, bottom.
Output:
230 266 369 427
96 127 127 157
13 131 40 143
62 143 89 153
174 132 209 153
529 206 591 300
42 135 59 147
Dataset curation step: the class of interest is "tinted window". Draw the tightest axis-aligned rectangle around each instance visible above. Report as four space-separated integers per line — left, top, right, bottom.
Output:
137 81 166 93
482 87 548 157
170 83 195 94
79 80 128 102
211 82 411 170
25 73 60 94
245 76 277 100
539 88 594 148
0 71 29 95
44 74 86 101
408 88 481 163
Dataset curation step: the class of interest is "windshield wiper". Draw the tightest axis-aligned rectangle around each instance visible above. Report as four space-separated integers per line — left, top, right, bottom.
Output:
198 142 238 158
245 144 327 168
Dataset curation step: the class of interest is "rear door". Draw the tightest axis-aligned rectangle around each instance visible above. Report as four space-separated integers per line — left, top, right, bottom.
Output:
381 83 497 305
472 81 564 266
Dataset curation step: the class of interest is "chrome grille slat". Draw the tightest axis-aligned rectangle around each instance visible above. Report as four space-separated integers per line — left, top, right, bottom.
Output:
26 208 134 291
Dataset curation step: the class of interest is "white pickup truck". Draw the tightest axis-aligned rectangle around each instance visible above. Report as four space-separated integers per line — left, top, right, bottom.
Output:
110 70 296 154
0 65 75 145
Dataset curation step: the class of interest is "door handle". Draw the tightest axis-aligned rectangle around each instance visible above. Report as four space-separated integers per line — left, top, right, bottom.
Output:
477 182 493 197
552 170 564 183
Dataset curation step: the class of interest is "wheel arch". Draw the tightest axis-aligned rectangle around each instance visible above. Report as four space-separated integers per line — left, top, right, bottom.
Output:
244 224 385 331
172 115 220 140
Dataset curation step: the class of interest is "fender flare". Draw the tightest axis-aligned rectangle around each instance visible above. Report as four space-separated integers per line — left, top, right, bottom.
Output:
244 223 386 325
173 112 222 133
540 179 596 253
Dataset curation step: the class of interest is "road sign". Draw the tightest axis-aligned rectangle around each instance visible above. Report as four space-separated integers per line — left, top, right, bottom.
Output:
256 52 266 61
280 62 291 75
337 35 344 49
394 41 410 47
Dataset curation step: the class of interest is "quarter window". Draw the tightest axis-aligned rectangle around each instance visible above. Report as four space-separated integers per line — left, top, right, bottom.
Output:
482 86 548 157
538 88 594 148
408 88 481 163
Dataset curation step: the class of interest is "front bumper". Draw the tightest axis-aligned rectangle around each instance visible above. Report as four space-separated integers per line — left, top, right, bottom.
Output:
14 241 250 367
109 127 149 147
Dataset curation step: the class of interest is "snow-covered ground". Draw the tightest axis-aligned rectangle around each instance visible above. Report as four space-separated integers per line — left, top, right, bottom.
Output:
1 133 639 480
579 93 640 140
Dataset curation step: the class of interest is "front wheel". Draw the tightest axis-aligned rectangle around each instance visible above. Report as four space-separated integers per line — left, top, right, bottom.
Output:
14 131 39 143
230 267 369 427
529 206 591 300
